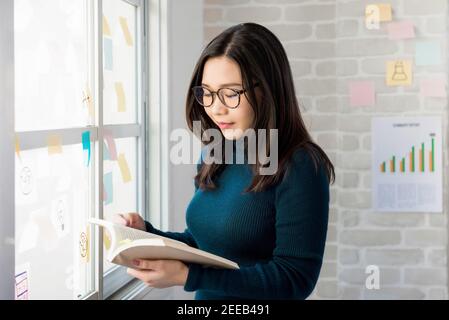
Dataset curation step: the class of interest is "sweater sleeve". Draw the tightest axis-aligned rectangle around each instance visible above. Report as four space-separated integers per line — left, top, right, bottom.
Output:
183 149 330 299
143 152 205 248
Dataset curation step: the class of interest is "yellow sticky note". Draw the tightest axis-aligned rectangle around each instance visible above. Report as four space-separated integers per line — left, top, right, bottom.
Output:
15 134 21 159
118 153 132 183
47 135 63 155
104 230 111 251
119 17 133 46
366 4 392 23
386 60 412 86
115 82 126 112
103 15 112 36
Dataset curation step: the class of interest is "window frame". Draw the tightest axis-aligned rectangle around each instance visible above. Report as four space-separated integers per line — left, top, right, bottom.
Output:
11 0 150 300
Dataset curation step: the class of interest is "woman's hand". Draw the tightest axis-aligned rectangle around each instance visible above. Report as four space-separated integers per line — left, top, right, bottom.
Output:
113 213 146 231
127 259 189 288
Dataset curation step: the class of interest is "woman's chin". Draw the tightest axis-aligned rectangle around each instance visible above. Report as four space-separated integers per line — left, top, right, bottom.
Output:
221 128 243 140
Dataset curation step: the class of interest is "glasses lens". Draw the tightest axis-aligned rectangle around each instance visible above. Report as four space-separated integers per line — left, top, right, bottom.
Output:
220 88 240 109
193 87 213 107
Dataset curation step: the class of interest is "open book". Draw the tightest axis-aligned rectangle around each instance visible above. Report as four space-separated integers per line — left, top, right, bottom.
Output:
89 218 239 270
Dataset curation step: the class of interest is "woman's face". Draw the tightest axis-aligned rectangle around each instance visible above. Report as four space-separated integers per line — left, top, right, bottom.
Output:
201 56 255 140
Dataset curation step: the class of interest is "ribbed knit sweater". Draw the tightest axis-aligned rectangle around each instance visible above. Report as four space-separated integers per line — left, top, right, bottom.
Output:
144 146 330 300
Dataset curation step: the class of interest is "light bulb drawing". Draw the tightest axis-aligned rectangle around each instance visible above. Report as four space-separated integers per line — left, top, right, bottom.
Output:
19 166 33 195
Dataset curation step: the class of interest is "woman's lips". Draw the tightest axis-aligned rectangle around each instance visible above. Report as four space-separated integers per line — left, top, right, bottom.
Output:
218 122 235 129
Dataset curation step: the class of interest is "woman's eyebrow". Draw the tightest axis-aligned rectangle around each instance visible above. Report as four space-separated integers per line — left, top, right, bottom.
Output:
202 82 242 88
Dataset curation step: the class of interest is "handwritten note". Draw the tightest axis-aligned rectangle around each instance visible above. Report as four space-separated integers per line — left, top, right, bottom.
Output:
415 41 442 66
365 4 392 23
47 135 62 155
349 81 376 106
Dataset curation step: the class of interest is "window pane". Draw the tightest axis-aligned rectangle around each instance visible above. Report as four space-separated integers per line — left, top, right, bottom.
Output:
103 0 138 125
15 144 94 299
103 137 138 273
14 0 90 132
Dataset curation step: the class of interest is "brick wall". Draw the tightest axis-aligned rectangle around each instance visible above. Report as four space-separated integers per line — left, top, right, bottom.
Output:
203 0 448 299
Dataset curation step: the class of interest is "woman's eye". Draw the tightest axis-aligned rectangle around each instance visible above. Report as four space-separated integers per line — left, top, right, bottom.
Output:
226 93 238 98
204 93 212 97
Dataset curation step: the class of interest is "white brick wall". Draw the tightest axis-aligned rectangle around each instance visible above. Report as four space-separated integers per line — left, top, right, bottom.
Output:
204 0 449 300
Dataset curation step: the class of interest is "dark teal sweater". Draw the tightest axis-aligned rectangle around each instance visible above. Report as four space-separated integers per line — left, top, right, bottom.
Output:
145 147 329 300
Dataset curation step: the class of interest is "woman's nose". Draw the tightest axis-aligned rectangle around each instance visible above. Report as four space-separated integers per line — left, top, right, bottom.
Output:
210 97 228 115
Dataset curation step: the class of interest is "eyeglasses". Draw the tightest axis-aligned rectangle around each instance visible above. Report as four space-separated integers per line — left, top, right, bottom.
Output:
192 86 249 109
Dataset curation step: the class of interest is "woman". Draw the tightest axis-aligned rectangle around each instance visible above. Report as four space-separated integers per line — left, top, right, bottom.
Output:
119 23 334 300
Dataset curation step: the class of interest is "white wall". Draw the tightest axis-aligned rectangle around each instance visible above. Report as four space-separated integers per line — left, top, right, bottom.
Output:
203 0 449 300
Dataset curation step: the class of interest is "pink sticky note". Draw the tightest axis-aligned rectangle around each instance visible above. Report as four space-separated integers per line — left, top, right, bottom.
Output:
420 78 447 97
104 130 118 161
349 81 375 106
387 21 415 40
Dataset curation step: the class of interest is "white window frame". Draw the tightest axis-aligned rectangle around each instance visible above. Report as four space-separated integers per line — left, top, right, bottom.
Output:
5 0 151 300
0 0 15 301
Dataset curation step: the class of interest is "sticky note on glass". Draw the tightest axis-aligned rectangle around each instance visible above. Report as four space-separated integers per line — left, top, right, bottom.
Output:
118 153 132 183
349 81 375 106
119 17 133 46
104 130 118 161
103 15 112 36
103 141 111 161
386 60 412 86
82 131 91 167
83 85 94 118
420 78 447 97
415 41 442 66
104 172 113 205
15 134 21 159
103 38 113 71
115 82 126 112
365 4 392 23
387 21 415 40
47 135 62 155
79 227 90 263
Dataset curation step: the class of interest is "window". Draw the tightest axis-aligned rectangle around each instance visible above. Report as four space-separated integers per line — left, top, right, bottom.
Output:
14 0 148 299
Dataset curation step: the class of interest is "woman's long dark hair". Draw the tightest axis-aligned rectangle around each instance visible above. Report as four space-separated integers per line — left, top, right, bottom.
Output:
186 23 335 192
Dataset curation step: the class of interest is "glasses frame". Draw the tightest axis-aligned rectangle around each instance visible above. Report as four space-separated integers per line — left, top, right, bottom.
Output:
192 86 249 109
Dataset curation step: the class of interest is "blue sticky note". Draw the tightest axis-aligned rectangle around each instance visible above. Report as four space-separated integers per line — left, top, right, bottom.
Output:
416 41 441 66
104 172 113 205
82 131 91 166
103 38 113 71
103 141 111 161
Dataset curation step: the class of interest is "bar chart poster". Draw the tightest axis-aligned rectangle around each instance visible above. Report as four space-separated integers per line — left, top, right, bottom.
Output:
372 117 442 212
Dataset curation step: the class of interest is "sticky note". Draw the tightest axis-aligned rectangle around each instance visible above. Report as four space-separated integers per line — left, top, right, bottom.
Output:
47 135 62 155
420 78 447 97
386 60 412 86
82 131 91 167
103 38 113 71
365 4 392 23
387 21 415 40
104 172 113 205
118 153 132 183
79 227 90 264
115 82 126 112
103 130 118 161
349 81 375 106
415 41 442 66
15 134 21 159
103 15 112 36
83 85 94 118
119 17 133 46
